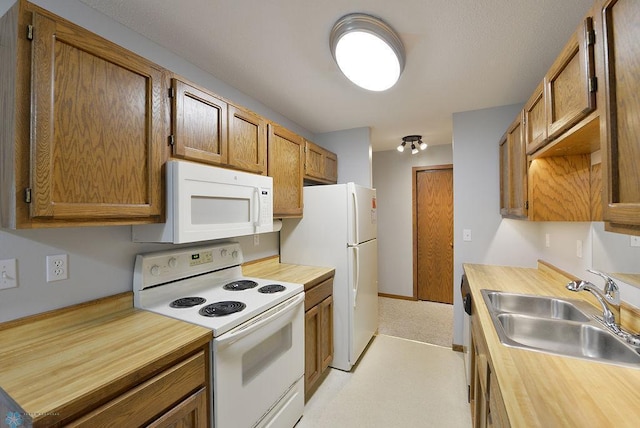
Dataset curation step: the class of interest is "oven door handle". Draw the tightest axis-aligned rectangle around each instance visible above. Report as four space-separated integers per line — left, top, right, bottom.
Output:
216 293 304 347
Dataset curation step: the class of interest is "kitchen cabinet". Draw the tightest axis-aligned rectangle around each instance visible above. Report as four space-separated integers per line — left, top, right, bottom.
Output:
599 0 640 236
304 140 338 184
268 123 304 218
304 276 334 399
499 113 528 219
523 81 547 154
544 16 597 141
0 0 166 228
170 77 228 166
470 301 510 428
228 104 268 175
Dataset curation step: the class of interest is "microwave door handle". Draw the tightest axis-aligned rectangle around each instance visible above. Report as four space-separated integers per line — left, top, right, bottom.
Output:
254 187 261 232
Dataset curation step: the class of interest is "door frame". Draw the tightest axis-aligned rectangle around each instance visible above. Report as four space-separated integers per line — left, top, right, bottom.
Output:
412 164 454 299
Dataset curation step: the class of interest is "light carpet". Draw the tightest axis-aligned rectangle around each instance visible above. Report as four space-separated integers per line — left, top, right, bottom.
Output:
296 334 471 428
378 296 454 348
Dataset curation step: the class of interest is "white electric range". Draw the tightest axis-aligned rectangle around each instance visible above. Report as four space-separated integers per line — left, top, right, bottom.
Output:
133 242 305 428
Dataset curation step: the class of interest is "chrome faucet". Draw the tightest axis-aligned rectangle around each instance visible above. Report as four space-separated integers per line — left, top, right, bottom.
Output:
566 269 620 330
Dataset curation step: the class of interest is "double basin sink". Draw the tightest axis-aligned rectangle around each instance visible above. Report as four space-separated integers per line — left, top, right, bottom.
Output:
481 290 640 368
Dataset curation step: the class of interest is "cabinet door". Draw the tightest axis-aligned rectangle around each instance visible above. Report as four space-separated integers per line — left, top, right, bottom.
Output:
304 141 325 181
171 78 228 165
147 388 208 428
501 114 528 219
524 81 547 154
320 295 334 371
228 104 267 174
305 305 321 396
324 150 338 183
601 0 640 231
30 11 165 221
544 16 597 140
267 123 304 218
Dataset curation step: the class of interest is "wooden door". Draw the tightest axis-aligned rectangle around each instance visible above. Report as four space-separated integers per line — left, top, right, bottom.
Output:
524 81 547 154
228 104 267 174
30 10 165 222
414 166 453 304
505 114 528 219
267 123 304 218
304 305 321 396
171 78 228 165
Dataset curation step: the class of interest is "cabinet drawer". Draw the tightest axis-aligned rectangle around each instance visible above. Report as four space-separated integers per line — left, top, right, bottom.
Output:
305 277 334 311
68 351 207 427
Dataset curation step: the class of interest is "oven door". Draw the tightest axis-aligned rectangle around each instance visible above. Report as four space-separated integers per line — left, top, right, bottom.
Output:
213 293 304 428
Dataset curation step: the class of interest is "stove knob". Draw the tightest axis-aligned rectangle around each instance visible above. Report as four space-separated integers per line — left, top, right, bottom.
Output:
220 249 228 258
168 257 178 268
231 250 238 259
150 265 160 276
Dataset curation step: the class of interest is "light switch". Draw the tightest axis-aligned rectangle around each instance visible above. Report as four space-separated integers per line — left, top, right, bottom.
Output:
0 258 18 290
463 229 472 242
631 236 640 247
576 240 583 258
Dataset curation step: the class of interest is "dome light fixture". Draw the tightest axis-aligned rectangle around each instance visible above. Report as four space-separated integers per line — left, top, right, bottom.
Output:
398 135 427 155
330 13 405 91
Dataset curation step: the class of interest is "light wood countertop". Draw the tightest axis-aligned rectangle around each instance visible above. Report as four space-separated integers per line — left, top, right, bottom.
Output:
464 262 640 427
0 292 212 426
243 256 335 291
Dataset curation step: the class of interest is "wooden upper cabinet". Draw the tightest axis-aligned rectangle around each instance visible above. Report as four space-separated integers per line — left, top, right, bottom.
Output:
267 123 304 218
171 78 228 165
304 140 338 184
524 81 547 154
26 6 166 224
500 114 528 219
545 16 597 140
600 0 640 234
228 104 267 175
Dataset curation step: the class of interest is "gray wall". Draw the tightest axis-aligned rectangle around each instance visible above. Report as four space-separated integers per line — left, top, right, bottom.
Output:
0 0 302 322
372 145 454 296
315 127 372 187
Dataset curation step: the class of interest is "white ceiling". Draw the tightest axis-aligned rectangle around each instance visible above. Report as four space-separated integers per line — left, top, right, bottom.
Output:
78 0 594 152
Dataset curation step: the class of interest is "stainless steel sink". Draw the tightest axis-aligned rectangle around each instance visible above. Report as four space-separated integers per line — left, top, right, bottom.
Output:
496 314 640 365
483 290 592 321
481 290 640 368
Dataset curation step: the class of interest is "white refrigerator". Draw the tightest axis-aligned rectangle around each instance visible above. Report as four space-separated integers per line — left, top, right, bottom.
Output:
280 183 378 371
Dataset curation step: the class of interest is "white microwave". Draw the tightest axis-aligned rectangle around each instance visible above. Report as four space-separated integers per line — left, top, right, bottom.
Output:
133 160 277 243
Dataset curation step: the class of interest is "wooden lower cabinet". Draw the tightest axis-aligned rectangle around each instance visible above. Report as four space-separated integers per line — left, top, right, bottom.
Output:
304 277 334 399
471 309 509 428
68 351 209 428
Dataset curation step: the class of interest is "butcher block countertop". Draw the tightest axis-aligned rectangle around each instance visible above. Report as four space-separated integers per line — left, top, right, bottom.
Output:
464 262 640 427
0 292 212 426
243 256 334 291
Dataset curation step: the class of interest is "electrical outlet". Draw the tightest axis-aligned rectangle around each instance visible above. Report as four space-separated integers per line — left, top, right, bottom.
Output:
0 258 18 290
46 254 68 282
463 229 472 242
576 240 583 258
631 236 640 247
254 234 260 246
545 234 550 248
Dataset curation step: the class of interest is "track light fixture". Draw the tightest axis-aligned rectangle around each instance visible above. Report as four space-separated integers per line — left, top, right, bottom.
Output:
397 135 427 154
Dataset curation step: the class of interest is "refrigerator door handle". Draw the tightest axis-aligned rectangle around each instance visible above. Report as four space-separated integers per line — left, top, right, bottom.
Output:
353 246 359 308
352 190 359 244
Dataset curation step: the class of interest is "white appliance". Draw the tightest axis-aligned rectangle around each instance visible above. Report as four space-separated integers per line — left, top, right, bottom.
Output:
132 160 280 243
133 242 305 428
280 183 378 371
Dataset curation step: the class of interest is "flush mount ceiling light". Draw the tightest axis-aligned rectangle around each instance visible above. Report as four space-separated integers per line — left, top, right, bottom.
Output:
330 13 405 91
397 135 427 154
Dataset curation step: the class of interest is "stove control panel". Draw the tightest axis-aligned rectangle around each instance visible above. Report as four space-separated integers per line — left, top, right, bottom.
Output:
134 242 244 289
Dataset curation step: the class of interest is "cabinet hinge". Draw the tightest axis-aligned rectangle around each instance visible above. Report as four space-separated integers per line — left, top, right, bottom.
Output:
168 135 175 146
168 87 175 98
26 25 33 41
525 200 529 210
24 188 32 203
589 77 598 93
585 16 595 46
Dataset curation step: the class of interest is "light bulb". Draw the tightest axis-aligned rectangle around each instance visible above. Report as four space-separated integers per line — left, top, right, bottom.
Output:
419 141 427 150
411 143 418 155
397 144 405 152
